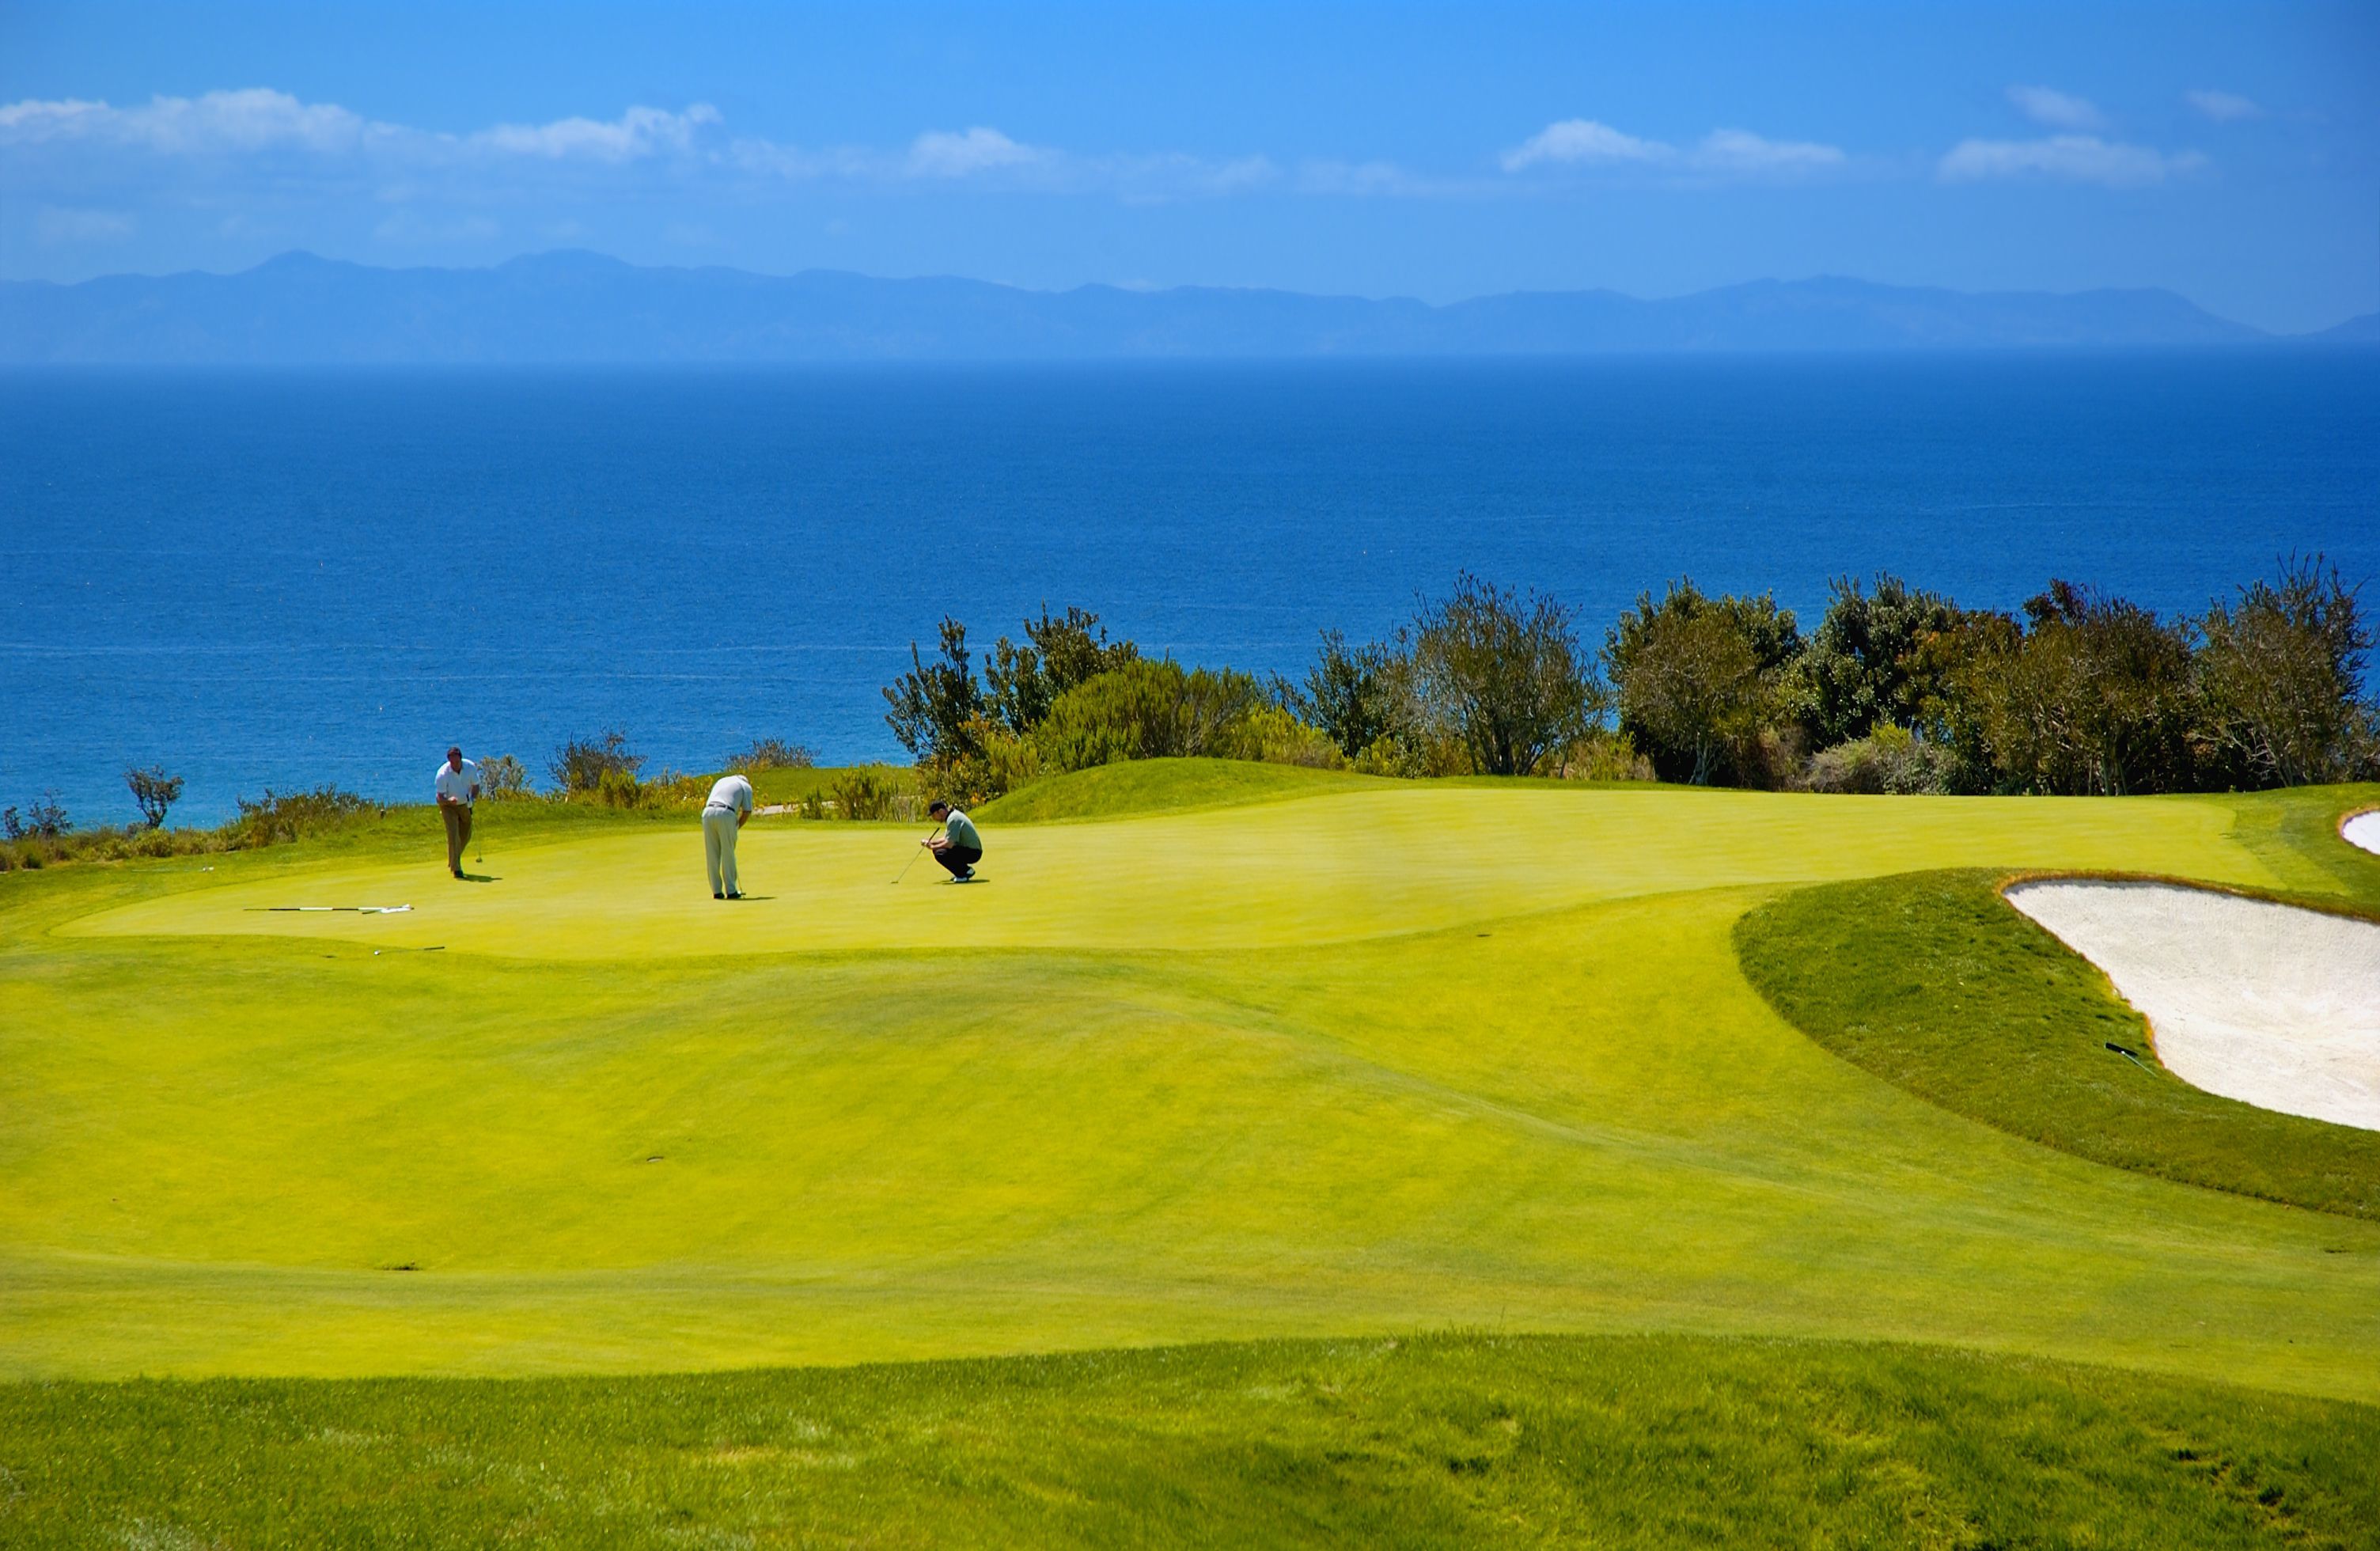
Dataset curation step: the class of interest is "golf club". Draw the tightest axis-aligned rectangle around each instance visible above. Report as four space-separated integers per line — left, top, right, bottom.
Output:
890 825 944 885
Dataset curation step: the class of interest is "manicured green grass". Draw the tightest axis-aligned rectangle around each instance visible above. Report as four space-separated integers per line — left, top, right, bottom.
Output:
7 1333 2377 1549
979 755 1391 822
9 764 2380 1534
1734 868 2380 1220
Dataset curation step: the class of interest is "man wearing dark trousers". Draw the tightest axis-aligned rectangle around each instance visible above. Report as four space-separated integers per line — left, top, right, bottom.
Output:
924 799 983 882
433 745 481 878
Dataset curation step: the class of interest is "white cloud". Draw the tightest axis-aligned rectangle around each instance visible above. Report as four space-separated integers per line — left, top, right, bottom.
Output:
1500 119 1666 171
0 88 375 154
1938 135 2206 187
905 126 1046 177
471 104 722 161
2007 85 2103 131
2185 89 2262 123
1500 119 1843 180
34 205 135 242
1693 129 1844 174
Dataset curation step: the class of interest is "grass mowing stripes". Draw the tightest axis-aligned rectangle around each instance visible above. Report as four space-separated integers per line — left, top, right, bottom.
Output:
1734 868 2380 1219
6 1334 2377 1549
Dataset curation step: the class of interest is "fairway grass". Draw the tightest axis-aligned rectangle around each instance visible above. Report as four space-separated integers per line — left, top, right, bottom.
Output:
5 772 2378 1399
8 1334 2378 1548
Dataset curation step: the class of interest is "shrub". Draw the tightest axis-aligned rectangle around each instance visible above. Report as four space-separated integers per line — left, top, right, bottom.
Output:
5 793 72 841
550 730 643 796
1805 725 1958 794
1241 704 1344 769
233 786 372 845
123 767 184 830
1559 729 1656 782
478 754 535 800
1033 659 1268 774
727 738 817 773
1413 574 1602 777
1280 629 1415 760
591 768 657 810
923 718 1044 808
2196 555 2374 788
832 770 898 821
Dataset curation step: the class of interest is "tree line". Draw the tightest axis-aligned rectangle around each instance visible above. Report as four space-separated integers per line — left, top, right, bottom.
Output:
885 557 2378 802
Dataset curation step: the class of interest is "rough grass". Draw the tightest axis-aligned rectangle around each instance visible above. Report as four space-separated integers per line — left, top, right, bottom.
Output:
1734 866 2380 1220
978 756 1389 822
6 1333 2377 1549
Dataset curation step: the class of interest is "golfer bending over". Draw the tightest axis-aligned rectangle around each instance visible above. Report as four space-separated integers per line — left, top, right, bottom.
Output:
703 771 754 899
434 745 481 878
925 798 983 882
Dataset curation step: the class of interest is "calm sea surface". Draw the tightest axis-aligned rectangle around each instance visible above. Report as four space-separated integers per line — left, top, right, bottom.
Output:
6 355 2377 825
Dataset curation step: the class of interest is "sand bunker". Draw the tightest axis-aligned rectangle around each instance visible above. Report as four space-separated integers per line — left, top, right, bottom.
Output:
2003 881 2380 1132
2345 810 2380 859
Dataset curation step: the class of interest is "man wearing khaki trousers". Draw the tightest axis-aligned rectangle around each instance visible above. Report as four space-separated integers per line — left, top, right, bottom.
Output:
434 745 481 878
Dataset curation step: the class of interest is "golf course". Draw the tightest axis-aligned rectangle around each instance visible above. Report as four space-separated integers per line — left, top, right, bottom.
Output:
5 761 2379 1544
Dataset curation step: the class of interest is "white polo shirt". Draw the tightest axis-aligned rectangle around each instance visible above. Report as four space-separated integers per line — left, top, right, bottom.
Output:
706 774 754 816
434 759 481 805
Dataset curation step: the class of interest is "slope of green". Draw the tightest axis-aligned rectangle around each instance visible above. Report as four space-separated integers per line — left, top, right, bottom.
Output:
978 755 1389 822
8 1335 2376 1549
1735 869 2380 1219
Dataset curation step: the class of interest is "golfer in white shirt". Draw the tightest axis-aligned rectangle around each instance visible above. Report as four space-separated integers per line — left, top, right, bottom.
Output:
433 747 483 878
703 772 754 899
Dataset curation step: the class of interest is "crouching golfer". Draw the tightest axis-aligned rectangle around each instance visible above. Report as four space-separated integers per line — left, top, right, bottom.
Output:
434 745 481 878
703 771 754 899
925 798 983 882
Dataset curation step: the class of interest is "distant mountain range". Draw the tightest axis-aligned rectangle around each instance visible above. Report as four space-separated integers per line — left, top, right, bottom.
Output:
0 250 2367 363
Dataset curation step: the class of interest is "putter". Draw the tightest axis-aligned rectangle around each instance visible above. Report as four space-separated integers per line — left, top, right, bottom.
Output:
891 826 945 885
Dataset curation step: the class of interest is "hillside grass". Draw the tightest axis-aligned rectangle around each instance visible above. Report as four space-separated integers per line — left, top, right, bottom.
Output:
1734 867 2380 1220
7 1334 2377 1550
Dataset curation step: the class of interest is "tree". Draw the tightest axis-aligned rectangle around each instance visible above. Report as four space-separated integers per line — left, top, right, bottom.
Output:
883 617 986 762
1787 574 1962 747
986 606 1138 735
1279 628 1413 760
124 766 184 830
1956 582 2196 795
1411 574 1600 776
2196 556 2373 787
1606 580 1801 786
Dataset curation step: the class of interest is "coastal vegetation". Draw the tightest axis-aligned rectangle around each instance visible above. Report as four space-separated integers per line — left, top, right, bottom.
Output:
888 556 2378 806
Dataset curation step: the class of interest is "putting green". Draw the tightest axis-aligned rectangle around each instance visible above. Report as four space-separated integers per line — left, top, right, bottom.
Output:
66 787 2272 956
5 774 2376 1401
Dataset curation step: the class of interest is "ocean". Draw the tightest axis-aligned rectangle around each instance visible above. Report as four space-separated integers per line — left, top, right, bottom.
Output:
6 353 2377 825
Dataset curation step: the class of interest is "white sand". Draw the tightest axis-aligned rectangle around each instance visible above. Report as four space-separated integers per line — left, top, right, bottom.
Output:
2003 880 2380 1132
2345 810 2380 859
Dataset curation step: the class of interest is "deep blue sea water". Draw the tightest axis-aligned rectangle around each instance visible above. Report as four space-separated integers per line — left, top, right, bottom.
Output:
7 355 2378 825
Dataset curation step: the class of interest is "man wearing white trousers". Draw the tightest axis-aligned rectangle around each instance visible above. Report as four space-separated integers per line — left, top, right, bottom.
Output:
703 772 754 899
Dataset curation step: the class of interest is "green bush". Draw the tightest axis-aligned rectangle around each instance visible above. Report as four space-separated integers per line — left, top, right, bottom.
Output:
478 754 536 800
726 738 817 773
1805 725 1957 794
233 787 373 845
832 770 899 821
550 731 643 797
1033 659 1268 774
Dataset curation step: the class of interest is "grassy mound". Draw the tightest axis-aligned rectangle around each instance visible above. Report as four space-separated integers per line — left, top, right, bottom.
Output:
977 757 1386 822
1735 869 2380 1219
9 1334 2376 1549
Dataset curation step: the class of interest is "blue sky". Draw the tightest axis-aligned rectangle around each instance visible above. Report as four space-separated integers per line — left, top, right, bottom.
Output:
2 2 2374 331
